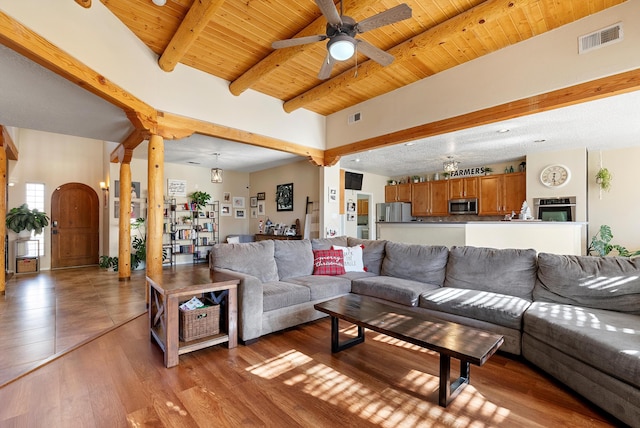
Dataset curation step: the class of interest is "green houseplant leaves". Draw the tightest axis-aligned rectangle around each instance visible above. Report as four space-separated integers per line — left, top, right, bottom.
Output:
6 203 50 235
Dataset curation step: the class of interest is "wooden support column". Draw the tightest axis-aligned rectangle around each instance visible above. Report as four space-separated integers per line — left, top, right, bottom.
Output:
0 146 6 295
118 163 132 280
146 134 164 294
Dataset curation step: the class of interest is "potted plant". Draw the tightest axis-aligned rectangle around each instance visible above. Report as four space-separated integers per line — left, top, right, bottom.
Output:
98 255 119 271
6 203 50 237
595 167 612 191
484 167 493 175
412 175 420 183
189 190 211 211
131 217 146 270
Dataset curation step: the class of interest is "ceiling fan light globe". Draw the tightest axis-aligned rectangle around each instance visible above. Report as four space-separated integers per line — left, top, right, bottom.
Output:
152 0 166 6
328 36 355 61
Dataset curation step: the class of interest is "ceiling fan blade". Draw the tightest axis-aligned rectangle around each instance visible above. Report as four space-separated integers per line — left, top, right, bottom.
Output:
355 4 412 33
315 0 342 27
317 53 335 80
356 40 394 66
272 34 327 49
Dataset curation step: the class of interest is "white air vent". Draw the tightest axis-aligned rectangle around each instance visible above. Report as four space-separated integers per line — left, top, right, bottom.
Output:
348 112 362 124
579 22 623 54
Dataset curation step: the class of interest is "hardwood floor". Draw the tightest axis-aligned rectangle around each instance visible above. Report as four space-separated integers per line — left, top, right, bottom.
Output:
0 266 148 386
0 265 623 427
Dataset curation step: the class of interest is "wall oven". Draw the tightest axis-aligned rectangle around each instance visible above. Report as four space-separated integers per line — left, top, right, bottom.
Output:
534 196 576 221
449 198 478 215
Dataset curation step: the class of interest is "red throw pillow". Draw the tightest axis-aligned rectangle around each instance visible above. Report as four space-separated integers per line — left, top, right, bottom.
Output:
313 249 345 275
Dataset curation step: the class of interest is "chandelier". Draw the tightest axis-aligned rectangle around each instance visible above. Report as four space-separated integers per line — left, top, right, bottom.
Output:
211 153 223 183
443 156 459 173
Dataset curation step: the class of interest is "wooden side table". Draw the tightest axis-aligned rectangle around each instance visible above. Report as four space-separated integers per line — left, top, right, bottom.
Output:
146 269 239 368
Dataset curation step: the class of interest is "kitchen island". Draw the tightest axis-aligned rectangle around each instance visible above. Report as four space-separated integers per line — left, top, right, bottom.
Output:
377 221 587 255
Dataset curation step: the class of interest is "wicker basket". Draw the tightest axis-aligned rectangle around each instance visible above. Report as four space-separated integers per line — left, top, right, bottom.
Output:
179 298 220 342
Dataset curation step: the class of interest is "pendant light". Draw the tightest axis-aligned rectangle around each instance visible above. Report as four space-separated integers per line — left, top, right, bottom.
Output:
443 156 459 173
211 153 223 183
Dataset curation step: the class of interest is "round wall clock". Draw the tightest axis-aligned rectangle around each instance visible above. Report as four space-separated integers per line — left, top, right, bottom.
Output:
540 164 571 187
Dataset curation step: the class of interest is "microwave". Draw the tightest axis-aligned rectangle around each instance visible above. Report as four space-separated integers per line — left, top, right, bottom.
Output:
449 198 478 215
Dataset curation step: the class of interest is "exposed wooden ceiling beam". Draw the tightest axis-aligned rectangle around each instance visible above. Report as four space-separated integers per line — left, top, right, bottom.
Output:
324 68 640 160
0 125 18 160
74 0 91 8
229 0 379 96
110 129 145 163
157 112 326 166
283 0 527 113
158 0 226 72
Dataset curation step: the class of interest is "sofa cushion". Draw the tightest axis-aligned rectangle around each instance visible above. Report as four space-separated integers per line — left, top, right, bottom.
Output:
524 302 640 387
444 246 537 300
311 236 348 250
287 275 352 300
534 253 640 314
348 238 387 275
352 276 440 306
381 242 448 286
312 249 346 275
262 281 311 312
419 288 532 330
211 240 278 283
274 239 314 280
332 245 365 272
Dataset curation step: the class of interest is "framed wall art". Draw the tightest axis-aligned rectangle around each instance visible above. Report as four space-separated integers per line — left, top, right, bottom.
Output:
167 179 186 197
276 183 293 211
257 192 266 200
232 196 245 208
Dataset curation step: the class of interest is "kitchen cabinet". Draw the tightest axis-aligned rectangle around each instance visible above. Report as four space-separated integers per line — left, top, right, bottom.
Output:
478 172 526 215
411 181 449 216
449 177 478 199
385 183 411 202
357 199 369 215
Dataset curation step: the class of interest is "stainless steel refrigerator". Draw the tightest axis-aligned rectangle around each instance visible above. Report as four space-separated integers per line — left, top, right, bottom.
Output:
376 202 412 222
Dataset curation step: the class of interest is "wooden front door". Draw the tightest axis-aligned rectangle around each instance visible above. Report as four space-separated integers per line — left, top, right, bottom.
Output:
51 183 99 268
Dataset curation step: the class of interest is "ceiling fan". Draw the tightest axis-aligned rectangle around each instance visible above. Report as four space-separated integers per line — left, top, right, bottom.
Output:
271 0 412 79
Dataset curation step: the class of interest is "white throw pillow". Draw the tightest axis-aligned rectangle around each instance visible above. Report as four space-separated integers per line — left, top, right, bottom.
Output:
226 236 240 244
331 244 365 272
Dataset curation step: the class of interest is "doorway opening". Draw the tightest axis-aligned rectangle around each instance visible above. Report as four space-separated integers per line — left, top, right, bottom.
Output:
356 193 373 240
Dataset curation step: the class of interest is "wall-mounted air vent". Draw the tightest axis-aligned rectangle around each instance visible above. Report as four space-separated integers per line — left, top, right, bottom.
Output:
348 112 362 124
579 22 623 54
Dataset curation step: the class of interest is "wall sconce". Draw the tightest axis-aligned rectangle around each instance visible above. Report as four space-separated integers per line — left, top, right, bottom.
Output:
100 181 109 205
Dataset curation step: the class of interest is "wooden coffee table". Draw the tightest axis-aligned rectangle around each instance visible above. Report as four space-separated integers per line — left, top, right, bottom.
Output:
314 294 504 407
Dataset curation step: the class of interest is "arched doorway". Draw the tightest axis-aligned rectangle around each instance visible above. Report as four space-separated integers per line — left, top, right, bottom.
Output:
51 182 99 268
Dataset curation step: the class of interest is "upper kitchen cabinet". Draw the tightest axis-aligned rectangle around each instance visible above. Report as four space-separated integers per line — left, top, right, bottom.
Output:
478 172 526 216
385 183 412 202
411 181 449 216
449 177 478 199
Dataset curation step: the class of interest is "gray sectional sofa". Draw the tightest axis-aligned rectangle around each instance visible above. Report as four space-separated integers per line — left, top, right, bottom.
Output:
210 236 640 426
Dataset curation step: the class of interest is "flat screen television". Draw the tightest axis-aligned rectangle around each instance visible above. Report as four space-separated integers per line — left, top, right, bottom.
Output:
345 172 363 190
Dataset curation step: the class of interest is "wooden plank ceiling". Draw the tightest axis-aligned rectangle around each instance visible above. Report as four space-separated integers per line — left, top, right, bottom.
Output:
101 0 625 116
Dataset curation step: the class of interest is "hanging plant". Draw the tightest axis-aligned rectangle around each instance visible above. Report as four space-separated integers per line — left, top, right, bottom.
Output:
595 167 612 191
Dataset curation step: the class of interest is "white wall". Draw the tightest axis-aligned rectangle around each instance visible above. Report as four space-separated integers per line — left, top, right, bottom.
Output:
525 148 588 222
343 170 388 239
0 0 325 149
7 129 106 271
587 147 640 252
249 160 320 237
327 1 640 147
107 155 251 262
